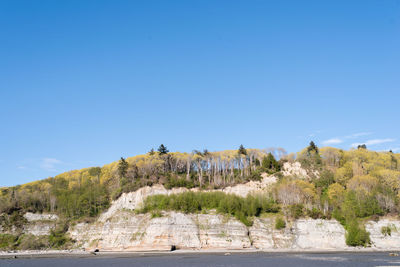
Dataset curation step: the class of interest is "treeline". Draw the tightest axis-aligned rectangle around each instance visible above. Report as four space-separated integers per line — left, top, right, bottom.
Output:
0 145 284 223
139 191 280 226
137 142 400 246
1 143 400 247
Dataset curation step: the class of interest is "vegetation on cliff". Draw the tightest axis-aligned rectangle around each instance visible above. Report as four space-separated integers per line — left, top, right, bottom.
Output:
0 143 399 248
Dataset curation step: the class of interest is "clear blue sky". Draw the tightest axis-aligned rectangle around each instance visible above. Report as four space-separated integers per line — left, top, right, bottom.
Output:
1 0 399 186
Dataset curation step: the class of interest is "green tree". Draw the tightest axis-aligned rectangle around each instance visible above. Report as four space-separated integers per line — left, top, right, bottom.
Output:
357 144 367 150
238 144 247 155
304 141 322 166
88 167 101 183
158 144 169 155
118 157 129 178
308 141 319 154
262 153 280 173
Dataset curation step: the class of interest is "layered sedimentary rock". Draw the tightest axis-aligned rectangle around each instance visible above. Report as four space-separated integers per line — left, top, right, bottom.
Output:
100 175 278 222
69 210 352 251
4 178 400 251
70 211 251 251
365 218 400 249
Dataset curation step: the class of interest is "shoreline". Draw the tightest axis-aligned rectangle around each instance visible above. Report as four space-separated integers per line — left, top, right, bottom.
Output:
1 248 400 259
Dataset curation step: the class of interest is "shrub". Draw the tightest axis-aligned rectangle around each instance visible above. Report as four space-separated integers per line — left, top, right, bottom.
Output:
17 234 49 250
275 217 286 230
345 220 370 247
139 192 279 226
165 176 195 189
307 207 323 219
0 234 17 250
381 226 392 236
287 204 304 219
151 210 163 218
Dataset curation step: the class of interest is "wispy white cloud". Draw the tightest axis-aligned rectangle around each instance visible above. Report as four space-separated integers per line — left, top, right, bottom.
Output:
40 158 62 172
351 138 395 148
17 166 26 170
345 132 373 139
322 138 343 145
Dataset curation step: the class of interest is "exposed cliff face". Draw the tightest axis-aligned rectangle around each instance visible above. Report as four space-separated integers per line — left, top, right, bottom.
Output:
4 180 400 251
249 218 346 249
282 162 319 179
66 182 400 251
69 211 367 251
70 211 251 251
366 219 400 249
0 212 58 236
100 175 278 222
22 212 59 236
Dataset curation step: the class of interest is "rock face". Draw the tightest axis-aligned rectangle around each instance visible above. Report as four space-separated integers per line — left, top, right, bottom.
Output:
249 218 345 249
292 219 346 249
0 212 59 236
70 210 351 251
68 183 400 251
366 219 400 249
24 212 59 222
196 214 251 249
70 211 251 251
249 218 294 249
5 182 400 251
282 162 309 178
100 176 277 221
23 213 58 236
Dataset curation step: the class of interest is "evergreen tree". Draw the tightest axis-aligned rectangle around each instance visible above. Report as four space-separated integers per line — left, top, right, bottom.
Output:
158 144 169 155
305 141 322 166
118 157 129 178
148 148 155 155
357 144 367 150
307 141 319 154
238 144 247 155
262 153 280 173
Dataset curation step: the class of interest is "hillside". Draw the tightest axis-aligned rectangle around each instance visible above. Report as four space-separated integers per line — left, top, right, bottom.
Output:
1 143 400 250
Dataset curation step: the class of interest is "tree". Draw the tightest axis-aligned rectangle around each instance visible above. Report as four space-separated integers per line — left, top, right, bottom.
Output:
307 141 319 154
357 144 367 150
158 144 169 155
262 153 280 173
238 144 247 155
88 167 101 183
148 148 155 155
118 157 129 178
327 183 345 207
303 141 322 166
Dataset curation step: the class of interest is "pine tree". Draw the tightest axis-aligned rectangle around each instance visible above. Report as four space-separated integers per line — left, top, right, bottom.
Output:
118 157 129 178
158 144 169 155
262 153 280 173
307 141 319 154
238 144 247 155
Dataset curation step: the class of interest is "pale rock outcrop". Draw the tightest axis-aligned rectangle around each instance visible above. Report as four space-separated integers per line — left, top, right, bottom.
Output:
292 219 346 249
20 212 59 236
70 211 250 251
100 175 278 221
366 219 400 249
24 212 59 222
23 222 56 236
196 214 250 249
282 162 309 178
249 218 294 249
99 185 173 222
221 174 277 198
